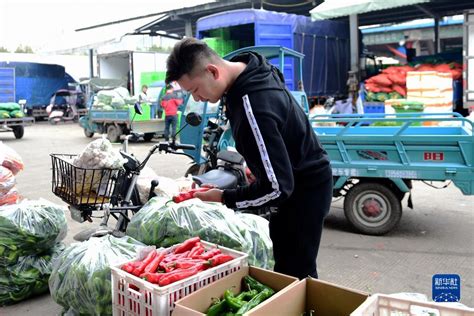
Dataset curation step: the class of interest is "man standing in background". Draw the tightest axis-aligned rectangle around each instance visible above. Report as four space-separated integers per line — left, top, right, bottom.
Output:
160 86 182 141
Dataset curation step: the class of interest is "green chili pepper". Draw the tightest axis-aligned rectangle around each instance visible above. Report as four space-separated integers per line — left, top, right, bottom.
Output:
206 299 226 316
236 288 274 315
243 276 275 295
224 289 245 312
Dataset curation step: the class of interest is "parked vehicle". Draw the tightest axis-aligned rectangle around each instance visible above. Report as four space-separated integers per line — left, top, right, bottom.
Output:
196 9 350 101
46 89 81 124
50 109 201 241
464 9 474 109
0 100 34 139
0 62 77 119
180 45 474 235
97 51 168 96
78 78 166 142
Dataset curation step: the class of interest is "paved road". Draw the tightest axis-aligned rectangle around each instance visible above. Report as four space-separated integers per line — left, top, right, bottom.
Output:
1 123 473 315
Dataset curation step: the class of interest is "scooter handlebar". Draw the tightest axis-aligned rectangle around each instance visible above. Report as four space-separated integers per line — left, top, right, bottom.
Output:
174 143 195 151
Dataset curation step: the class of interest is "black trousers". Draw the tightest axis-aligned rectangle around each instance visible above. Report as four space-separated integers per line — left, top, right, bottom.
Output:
269 176 332 279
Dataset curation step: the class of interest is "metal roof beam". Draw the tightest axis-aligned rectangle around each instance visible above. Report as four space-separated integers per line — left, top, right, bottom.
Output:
415 4 439 18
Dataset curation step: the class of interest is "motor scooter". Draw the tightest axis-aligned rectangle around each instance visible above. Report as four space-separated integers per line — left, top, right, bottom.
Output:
47 89 81 124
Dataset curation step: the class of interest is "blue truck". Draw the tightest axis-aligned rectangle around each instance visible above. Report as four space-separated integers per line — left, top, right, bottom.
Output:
0 67 34 139
0 61 80 119
196 9 351 101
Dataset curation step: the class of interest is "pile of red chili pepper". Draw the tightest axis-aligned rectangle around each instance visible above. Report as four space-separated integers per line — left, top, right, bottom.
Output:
121 237 234 287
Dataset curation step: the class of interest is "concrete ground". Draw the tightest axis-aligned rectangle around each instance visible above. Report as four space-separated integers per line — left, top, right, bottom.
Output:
1 122 473 315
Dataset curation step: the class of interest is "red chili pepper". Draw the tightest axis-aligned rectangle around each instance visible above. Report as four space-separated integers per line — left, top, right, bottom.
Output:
172 187 211 203
187 242 203 258
175 262 199 269
141 272 167 284
178 250 191 258
175 259 207 269
208 254 234 267
190 247 205 259
132 250 157 276
162 253 180 264
198 248 221 260
144 251 165 274
158 264 205 286
121 262 135 273
174 237 200 254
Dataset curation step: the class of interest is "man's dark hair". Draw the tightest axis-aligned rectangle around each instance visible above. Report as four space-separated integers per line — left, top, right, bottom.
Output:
166 38 219 84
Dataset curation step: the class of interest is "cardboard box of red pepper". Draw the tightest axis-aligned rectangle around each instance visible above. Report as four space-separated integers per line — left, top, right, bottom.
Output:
111 237 248 316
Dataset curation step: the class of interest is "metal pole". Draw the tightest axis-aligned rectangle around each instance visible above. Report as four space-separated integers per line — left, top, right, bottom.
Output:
434 17 440 54
88 49 94 78
349 14 359 73
185 20 193 37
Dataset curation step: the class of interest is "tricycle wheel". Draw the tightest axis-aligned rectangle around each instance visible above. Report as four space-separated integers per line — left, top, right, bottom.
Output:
107 124 122 143
12 126 24 139
143 133 155 142
84 129 94 138
344 182 402 235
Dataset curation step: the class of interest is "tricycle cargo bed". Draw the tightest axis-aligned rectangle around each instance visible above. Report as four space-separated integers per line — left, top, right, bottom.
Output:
89 109 130 122
312 113 474 195
0 117 35 126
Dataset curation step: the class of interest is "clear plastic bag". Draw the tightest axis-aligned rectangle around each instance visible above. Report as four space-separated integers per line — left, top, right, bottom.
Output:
72 138 127 194
0 199 67 266
126 197 253 254
0 166 15 193
0 142 24 175
49 235 144 316
73 138 126 170
136 167 180 204
236 213 274 269
0 243 64 306
0 187 20 206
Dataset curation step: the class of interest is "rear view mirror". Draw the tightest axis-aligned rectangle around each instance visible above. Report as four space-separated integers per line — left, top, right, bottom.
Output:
134 102 143 115
185 112 202 126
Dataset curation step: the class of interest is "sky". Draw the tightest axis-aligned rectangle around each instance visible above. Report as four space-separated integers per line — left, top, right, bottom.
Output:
0 0 213 52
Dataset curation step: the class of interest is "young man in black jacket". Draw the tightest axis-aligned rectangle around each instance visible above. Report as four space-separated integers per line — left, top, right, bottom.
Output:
166 38 332 279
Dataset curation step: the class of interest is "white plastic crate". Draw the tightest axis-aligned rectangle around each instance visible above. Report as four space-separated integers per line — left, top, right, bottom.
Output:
351 294 474 316
111 241 248 316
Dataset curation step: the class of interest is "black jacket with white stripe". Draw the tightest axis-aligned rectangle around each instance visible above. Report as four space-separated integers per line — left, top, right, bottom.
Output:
222 52 332 210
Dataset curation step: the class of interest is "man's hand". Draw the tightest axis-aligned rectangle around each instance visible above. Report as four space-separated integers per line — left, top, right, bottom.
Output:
193 188 223 203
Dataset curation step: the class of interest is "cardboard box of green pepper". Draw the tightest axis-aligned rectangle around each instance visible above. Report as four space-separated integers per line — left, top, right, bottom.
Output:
173 266 298 316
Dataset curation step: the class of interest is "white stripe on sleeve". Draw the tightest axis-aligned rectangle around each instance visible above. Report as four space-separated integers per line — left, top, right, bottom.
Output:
236 94 281 208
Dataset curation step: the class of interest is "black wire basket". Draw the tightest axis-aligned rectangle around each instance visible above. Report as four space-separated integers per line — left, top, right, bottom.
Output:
50 154 126 209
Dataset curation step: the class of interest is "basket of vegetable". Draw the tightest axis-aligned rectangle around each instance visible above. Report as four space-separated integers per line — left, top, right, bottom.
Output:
111 237 248 316
50 138 127 209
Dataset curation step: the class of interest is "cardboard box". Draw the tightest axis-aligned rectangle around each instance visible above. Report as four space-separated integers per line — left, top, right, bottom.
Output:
251 278 369 316
173 266 298 316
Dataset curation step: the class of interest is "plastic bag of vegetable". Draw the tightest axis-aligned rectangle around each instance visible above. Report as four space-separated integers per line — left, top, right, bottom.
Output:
126 197 252 253
236 213 274 269
0 187 20 206
0 243 64 306
0 166 15 193
72 138 127 194
49 235 144 316
0 199 67 266
136 167 180 204
0 141 24 175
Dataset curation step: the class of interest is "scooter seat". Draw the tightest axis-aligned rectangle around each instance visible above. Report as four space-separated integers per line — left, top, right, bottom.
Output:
192 169 238 189
217 150 244 165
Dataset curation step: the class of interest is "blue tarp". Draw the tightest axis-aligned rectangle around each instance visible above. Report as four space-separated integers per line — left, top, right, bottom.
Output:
0 62 76 108
196 9 350 97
